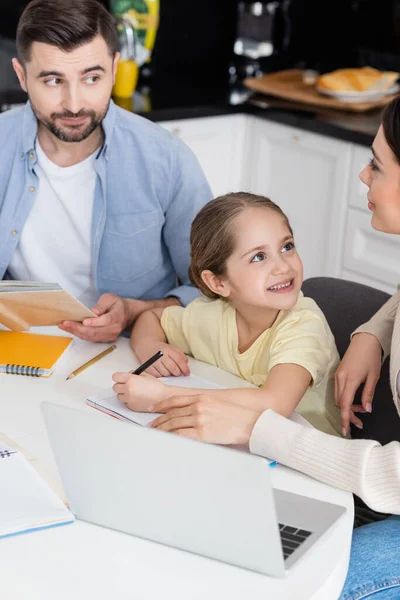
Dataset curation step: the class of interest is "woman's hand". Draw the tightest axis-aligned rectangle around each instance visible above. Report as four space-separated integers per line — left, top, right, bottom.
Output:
135 341 190 378
112 372 169 412
335 333 383 436
150 394 261 445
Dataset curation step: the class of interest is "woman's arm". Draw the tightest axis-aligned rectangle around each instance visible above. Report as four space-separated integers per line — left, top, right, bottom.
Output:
353 288 400 359
130 309 190 377
335 288 400 434
250 409 400 515
113 363 312 416
150 395 400 515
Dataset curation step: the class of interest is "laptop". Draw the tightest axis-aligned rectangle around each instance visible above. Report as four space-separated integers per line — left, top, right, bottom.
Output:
41 401 346 577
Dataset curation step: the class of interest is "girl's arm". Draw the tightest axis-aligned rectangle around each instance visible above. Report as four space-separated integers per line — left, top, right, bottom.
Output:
162 363 311 417
113 363 311 416
131 308 167 351
131 309 190 377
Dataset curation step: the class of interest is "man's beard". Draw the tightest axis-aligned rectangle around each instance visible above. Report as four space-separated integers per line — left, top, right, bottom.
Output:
29 96 110 143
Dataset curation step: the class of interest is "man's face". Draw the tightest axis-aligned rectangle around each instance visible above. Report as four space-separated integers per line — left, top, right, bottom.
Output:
13 35 119 143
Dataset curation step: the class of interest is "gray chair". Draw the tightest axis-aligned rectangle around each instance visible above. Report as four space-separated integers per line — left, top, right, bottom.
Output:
302 277 400 445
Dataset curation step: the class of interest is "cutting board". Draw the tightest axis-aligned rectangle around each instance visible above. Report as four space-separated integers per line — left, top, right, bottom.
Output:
244 69 398 113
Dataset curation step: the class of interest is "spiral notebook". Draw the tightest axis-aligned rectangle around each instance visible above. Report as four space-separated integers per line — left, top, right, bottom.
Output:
0 331 73 377
0 440 74 538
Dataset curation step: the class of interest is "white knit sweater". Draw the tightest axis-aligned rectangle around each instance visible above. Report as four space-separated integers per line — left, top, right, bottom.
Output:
249 290 400 515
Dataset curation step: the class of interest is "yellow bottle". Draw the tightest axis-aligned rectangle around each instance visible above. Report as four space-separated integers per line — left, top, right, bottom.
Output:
144 0 160 57
113 58 139 99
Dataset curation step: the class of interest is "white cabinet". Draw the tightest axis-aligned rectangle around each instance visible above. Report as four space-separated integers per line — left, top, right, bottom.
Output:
342 208 400 294
246 118 352 281
159 115 250 198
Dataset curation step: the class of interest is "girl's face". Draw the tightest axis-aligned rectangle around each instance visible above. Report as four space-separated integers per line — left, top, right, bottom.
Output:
360 125 400 234
220 207 303 312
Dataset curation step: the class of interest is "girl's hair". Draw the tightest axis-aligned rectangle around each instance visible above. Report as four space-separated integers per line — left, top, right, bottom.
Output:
189 192 293 299
382 95 400 164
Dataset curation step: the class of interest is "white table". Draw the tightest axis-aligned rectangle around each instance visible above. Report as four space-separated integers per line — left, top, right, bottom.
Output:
0 330 354 600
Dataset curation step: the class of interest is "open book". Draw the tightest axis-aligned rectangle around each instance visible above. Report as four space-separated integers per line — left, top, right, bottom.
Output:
0 440 74 538
87 374 224 426
0 281 95 331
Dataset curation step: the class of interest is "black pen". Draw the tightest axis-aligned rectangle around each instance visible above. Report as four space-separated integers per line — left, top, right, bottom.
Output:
131 350 164 375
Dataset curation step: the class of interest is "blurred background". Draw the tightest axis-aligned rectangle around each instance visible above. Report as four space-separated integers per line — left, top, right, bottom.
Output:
1 0 400 91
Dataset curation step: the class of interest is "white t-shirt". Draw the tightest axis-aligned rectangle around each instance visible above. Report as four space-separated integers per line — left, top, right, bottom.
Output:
8 140 99 308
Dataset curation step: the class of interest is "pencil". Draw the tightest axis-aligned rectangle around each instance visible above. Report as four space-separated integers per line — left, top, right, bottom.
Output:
66 344 117 380
130 350 164 375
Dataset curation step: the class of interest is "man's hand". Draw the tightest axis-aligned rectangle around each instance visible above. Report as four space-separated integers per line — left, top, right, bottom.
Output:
60 294 181 343
59 293 146 342
335 332 383 436
150 395 261 445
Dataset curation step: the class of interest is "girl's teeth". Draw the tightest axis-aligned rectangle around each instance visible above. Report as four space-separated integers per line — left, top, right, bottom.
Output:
269 281 292 291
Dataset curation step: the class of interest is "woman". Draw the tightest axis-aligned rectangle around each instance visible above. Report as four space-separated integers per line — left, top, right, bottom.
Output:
150 96 400 599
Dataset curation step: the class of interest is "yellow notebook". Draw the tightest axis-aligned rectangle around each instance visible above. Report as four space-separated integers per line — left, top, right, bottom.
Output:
0 331 73 377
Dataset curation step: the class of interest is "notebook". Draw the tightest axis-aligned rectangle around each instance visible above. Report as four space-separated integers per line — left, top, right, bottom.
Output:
0 281 95 331
0 439 74 538
0 331 73 377
87 374 224 426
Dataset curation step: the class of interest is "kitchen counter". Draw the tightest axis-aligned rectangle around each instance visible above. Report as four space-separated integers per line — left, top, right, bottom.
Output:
114 80 381 147
0 77 382 148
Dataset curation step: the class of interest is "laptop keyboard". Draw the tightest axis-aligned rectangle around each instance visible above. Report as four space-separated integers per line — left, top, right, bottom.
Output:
278 523 312 560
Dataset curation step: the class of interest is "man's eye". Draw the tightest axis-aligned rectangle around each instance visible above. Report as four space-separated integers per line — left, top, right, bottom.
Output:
86 75 100 84
282 242 295 252
251 252 266 263
45 78 62 86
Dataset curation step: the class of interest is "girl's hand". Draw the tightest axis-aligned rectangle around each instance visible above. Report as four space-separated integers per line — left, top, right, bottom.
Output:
112 372 169 412
135 341 190 378
150 395 261 445
335 333 382 436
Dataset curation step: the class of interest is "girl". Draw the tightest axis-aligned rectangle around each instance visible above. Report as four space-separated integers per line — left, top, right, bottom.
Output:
113 192 341 435
146 99 400 599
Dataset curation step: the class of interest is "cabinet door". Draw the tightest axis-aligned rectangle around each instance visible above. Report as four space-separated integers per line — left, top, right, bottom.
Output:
159 115 250 198
247 118 352 280
342 208 400 294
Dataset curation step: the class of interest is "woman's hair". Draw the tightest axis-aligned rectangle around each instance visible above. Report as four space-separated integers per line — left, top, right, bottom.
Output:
16 0 117 65
189 192 293 299
382 96 400 164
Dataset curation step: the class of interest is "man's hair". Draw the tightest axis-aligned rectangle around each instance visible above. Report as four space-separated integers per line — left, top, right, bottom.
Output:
189 192 293 299
16 0 117 64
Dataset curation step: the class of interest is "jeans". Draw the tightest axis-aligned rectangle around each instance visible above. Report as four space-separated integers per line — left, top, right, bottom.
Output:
339 516 400 599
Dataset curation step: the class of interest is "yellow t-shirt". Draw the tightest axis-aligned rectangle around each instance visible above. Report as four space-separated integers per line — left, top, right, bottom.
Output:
161 295 341 436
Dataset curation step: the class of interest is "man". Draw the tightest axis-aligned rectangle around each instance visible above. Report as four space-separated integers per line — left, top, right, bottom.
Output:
0 0 212 342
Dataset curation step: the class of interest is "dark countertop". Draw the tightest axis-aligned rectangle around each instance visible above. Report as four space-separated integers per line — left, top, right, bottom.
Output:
119 80 381 147
0 78 382 148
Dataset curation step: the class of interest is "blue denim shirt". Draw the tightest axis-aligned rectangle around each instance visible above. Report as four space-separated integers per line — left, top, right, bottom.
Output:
0 101 212 305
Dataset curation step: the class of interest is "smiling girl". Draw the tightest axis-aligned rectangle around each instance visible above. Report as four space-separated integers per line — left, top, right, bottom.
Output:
114 192 341 435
